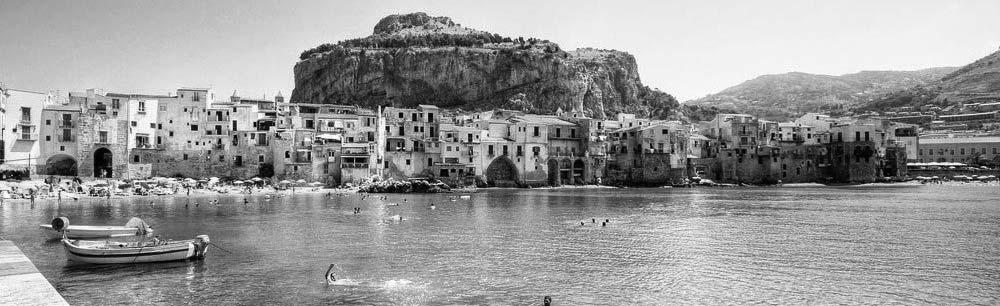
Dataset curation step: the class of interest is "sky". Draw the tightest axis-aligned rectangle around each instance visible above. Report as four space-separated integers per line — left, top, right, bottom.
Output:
1 0 998 101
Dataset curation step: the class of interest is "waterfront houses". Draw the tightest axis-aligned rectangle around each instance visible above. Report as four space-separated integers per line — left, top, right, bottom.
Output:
7 86 929 186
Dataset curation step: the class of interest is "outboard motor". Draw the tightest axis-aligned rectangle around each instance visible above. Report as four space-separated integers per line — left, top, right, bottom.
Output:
51 217 70 232
193 235 211 258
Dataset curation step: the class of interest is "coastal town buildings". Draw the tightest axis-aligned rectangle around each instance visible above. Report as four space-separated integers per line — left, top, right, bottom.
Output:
6 85 936 186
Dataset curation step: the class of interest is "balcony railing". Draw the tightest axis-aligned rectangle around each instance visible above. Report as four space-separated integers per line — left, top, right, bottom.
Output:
341 163 369 168
18 132 39 141
59 135 75 142
59 121 74 128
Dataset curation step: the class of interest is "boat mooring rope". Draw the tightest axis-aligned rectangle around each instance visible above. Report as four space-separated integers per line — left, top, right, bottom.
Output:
209 243 233 254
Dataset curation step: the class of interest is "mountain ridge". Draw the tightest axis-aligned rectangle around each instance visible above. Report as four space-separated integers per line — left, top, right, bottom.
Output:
686 67 958 120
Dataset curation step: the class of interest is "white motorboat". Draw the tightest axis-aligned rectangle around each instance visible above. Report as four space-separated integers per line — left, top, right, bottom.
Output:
62 235 210 264
40 217 152 239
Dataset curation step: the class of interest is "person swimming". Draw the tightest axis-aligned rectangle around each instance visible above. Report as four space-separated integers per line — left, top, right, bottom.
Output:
325 264 337 284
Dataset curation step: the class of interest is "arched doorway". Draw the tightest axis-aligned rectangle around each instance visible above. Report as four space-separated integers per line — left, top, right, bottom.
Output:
485 157 518 187
94 147 113 178
547 159 560 186
559 159 572 185
45 154 78 176
573 159 586 184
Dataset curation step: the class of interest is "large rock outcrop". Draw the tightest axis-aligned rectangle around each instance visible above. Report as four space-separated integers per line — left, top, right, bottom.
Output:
292 13 678 119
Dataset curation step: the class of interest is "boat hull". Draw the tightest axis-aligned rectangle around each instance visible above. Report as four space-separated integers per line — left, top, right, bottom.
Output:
41 224 151 239
62 239 202 264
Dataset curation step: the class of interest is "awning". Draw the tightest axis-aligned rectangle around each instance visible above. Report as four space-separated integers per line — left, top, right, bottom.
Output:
315 134 342 141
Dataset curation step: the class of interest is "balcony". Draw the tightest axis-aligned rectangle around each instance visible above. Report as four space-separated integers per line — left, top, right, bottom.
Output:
59 121 74 128
341 163 369 168
212 143 225 150
59 135 75 142
134 143 155 149
18 132 39 141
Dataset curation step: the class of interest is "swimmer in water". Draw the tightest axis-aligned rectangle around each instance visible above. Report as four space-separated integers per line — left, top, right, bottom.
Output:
325 264 337 284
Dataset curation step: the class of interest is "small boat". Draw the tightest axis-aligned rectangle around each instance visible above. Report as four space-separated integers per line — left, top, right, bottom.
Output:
40 217 152 239
62 235 210 264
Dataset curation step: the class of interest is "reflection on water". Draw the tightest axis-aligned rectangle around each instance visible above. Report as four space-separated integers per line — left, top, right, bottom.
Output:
1 185 1000 305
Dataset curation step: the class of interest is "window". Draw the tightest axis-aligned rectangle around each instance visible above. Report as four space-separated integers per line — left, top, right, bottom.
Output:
62 129 72 142
138 101 146 112
285 151 290 159
183 154 189 160
556 128 561 138
45 119 51 125
45 135 51 141
428 113 435 122
219 156 225 162
405 159 411 165
191 125 199 131
532 146 540 156
516 146 523 156
412 113 417 121
662 129 668 135
111 99 120 109
235 156 243 167
305 120 314 129
20 107 30 122
258 155 265 163
169 131 174 137
533 126 539 137
99 131 108 143
428 158 433 165
133 155 140 163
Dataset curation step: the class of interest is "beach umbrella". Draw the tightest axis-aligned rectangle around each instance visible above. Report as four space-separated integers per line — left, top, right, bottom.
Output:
295 179 307 184
209 177 220 181
309 182 323 186
251 177 263 182
278 180 292 185
233 180 244 185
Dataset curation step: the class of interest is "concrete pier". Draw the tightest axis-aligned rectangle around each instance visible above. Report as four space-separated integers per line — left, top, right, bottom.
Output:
0 241 68 305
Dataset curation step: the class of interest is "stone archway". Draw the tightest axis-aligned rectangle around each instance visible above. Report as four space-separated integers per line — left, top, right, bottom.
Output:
93 147 113 178
485 156 519 187
559 159 572 185
45 154 78 176
573 159 586 184
547 159 560 186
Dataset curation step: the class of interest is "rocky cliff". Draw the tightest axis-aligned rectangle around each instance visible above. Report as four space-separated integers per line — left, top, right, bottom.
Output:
292 13 679 119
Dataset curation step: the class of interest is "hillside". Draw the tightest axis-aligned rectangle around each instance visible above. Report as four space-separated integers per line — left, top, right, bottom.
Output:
858 49 1000 112
687 68 956 121
291 12 680 119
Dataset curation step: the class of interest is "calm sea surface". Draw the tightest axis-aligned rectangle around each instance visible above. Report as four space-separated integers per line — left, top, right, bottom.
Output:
1 185 999 305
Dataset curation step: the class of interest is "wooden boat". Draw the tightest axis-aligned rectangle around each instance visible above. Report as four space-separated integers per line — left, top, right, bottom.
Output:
62 235 210 264
40 217 152 239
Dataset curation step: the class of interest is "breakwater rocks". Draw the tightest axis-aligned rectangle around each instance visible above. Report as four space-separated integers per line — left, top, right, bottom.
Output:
358 179 451 193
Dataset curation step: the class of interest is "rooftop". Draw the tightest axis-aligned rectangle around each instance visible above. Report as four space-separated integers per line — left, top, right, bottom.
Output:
920 137 1000 144
512 114 575 126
